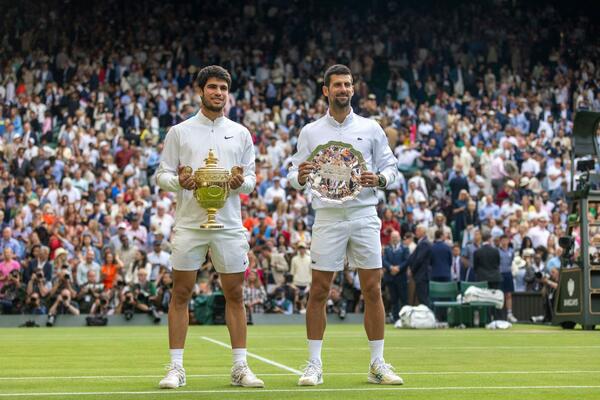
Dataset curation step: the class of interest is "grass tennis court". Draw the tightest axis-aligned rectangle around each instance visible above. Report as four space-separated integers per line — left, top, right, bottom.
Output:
1 324 599 399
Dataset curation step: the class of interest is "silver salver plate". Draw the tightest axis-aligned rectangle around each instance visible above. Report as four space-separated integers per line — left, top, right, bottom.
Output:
307 141 367 204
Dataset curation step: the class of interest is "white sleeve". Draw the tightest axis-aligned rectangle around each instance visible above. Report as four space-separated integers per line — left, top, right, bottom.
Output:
230 129 256 195
155 127 181 192
372 122 399 187
288 126 311 190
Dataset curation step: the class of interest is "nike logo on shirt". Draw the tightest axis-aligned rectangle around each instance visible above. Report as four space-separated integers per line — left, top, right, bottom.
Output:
225 136 234 139
357 137 363 140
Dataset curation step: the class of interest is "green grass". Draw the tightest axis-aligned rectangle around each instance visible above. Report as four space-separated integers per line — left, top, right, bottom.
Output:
1 324 600 399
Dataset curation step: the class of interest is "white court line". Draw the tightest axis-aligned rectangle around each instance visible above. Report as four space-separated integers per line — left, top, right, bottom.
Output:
200 336 303 375
1 385 600 397
2 370 600 381
249 345 600 351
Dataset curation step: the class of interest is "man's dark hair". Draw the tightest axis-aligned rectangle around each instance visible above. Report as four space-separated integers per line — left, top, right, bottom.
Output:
434 230 443 240
196 65 231 90
323 64 352 87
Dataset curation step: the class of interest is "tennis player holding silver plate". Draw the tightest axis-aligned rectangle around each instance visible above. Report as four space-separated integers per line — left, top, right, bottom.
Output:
289 64 403 386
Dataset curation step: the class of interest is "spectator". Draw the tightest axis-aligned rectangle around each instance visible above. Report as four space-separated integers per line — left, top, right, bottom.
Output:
430 230 453 282
100 249 123 290
290 241 311 308
0 248 21 290
243 270 267 315
382 231 409 322
405 225 432 306
76 249 101 287
473 232 502 290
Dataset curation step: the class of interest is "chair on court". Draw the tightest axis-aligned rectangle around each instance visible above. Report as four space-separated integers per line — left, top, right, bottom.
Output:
429 281 461 324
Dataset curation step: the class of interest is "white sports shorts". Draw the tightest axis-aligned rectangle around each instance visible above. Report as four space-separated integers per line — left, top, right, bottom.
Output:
170 227 249 274
310 207 382 272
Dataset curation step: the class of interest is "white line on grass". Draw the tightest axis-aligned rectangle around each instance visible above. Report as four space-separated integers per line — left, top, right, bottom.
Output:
248 345 600 351
200 336 303 375
2 370 600 381
1 385 600 397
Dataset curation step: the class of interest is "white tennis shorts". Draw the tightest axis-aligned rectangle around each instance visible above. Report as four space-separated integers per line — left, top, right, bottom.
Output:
310 208 382 272
170 227 249 274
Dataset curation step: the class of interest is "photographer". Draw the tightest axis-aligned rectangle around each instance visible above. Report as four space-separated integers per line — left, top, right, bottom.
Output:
49 263 77 301
89 292 114 317
23 245 52 284
270 287 293 315
76 270 104 313
47 288 80 326
0 270 26 314
117 269 159 321
153 270 173 313
26 268 50 302
326 284 348 319
531 267 559 323
25 292 47 314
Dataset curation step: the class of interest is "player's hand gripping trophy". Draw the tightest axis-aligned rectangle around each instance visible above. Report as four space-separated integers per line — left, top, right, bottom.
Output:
180 149 244 229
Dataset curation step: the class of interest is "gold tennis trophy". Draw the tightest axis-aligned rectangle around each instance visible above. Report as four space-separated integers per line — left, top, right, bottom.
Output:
182 149 241 229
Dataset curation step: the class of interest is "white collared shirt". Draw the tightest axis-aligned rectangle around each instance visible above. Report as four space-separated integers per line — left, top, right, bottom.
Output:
156 111 256 230
288 109 399 210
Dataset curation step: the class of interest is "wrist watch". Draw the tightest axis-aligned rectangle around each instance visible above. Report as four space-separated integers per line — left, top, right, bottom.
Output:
377 173 387 188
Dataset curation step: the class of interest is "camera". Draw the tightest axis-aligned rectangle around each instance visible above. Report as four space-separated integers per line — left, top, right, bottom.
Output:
61 294 69 301
63 273 71 281
535 271 549 280
100 298 108 306
36 271 44 279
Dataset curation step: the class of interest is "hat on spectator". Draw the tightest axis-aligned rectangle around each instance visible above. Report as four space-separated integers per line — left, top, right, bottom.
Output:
54 248 68 258
297 241 307 248
273 176 280 181
368 93 377 100
153 240 162 246
28 198 39 207
528 212 538 221
257 212 267 219
118 222 128 229
522 248 535 257
520 177 530 187
506 180 515 189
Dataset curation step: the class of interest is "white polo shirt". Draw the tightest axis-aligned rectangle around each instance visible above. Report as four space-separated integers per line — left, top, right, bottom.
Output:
155 111 256 230
288 109 399 212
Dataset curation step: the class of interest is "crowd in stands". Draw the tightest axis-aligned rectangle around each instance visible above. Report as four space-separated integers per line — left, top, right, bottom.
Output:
0 0 598 323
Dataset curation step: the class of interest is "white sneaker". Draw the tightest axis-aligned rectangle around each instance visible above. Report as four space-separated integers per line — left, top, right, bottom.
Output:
231 362 264 388
297 359 323 386
507 313 518 323
159 363 186 389
368 359 404 385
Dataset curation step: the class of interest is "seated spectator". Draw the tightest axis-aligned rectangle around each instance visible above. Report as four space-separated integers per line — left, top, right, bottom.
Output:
270 287 293 315
244 271 267 315
0 270 25 314
0 248 21 291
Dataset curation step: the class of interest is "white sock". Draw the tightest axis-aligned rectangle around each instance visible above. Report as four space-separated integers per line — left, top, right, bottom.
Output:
170 348 184 367
232 348 247 365
369 339 384 364
308 339 323 363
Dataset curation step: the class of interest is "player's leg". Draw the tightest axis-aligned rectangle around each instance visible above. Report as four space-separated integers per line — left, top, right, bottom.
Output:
298 217 346 386
349 216 403 385
211 229 264 388
159 270 197 389
298 269 334 386
159 229 206 389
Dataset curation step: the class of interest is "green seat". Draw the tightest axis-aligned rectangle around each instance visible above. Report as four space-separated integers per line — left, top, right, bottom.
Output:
430 281 461 325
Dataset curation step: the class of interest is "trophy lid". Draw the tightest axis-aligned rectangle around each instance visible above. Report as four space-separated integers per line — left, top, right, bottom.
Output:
203 149 220 169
